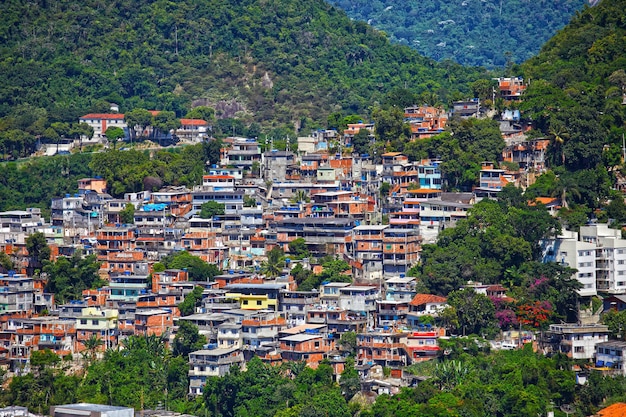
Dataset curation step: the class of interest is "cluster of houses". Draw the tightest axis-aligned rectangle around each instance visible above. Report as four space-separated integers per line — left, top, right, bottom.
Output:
4 76 626 395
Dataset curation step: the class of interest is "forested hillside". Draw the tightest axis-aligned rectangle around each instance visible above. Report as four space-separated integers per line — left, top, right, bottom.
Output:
520 0 626 173
328 0 587 68
0 0 486 142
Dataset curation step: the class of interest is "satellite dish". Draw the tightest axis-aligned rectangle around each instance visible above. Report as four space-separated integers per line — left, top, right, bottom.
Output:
560 404 575 416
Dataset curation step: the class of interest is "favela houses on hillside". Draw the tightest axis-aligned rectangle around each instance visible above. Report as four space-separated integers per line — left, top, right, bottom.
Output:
1 0 626 414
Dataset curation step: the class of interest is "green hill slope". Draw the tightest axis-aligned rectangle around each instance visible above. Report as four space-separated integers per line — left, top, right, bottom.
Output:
519 0 626 172
0 0 486 140
328 0 587 68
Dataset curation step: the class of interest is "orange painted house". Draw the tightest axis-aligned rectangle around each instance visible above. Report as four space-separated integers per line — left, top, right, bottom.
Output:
280 332 336 368
134 309 173 336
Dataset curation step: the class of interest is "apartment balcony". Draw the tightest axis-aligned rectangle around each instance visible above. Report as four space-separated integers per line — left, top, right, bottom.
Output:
218 333 242 340
359 351 406 363
377 308 409 316
189 368 222 378
359 341 406 350
307 316 327 324
96 234 134 241
354 234 384 241
357 252 383 261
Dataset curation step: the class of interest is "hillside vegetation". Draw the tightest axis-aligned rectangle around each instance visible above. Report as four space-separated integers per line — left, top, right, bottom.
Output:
328 0 587 68
519 0 626 173
0 0 486 141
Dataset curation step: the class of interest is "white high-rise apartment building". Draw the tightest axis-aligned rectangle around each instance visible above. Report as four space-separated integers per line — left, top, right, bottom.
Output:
580 224 626 294
541 230 597 297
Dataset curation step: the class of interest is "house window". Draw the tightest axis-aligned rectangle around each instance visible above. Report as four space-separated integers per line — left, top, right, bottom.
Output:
243 300 249 305
574 346 584 353
257 300 262 306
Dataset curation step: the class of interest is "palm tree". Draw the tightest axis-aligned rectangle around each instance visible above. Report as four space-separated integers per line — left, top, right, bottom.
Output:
83 334 104 365
552 172 581 209
260 247 284 278
548 124 570 166
290 189 309 205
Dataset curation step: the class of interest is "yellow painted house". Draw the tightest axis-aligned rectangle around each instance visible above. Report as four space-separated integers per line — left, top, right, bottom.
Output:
224 284 283 310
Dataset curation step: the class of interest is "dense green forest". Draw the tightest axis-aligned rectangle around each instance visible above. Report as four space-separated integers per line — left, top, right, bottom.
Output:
0 0 488 155
327 0 587 68
0 141 225 211
512 0 626 218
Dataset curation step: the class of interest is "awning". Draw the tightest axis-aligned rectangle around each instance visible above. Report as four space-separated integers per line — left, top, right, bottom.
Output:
606 362 614 368
596 360 604 367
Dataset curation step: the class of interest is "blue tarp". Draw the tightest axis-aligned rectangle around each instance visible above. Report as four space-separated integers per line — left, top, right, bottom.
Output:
142 203 167 212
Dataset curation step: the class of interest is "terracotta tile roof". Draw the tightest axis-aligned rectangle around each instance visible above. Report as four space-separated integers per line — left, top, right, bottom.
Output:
79 113 125 120
533 197 559 205
409 294 447 306
203 175 235 180
598 403 626 417
180 118 209 126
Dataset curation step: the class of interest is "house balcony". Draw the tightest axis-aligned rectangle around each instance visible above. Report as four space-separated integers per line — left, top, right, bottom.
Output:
357 252 383 261
359 351 406 363
358 341 406 350
189 368 222 378
354 234 384 241
377 308 409 316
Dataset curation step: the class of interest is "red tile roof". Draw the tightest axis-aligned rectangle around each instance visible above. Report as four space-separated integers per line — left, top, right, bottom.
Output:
598 403 626 417
180 118 209 126
203 175 235 180
409 294 447 306
532 197 560 206
79 113 125 120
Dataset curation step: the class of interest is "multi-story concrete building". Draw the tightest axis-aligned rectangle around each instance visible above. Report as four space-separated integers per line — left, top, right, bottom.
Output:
541 323 609 360
0 209 46 245
337 285 379 316
280 291 318 327
357 331 409 367
134 309 173 336
542 229 600 297
223 139 261 169
376 299 410 328
109 272 150 302
0 274 34 313
595 341 626 375
407 294 448 328
384 277 416 302
188 347 245 395
217 323 242 349
275 217 354 256
581 224 626 294
78 113 127 140
352 225 386 281
241 317 285 350
404 106 447 140
279 328 335 368
224 284 282 311
75 307 118 352
175 119 209 142
263 150 296 182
